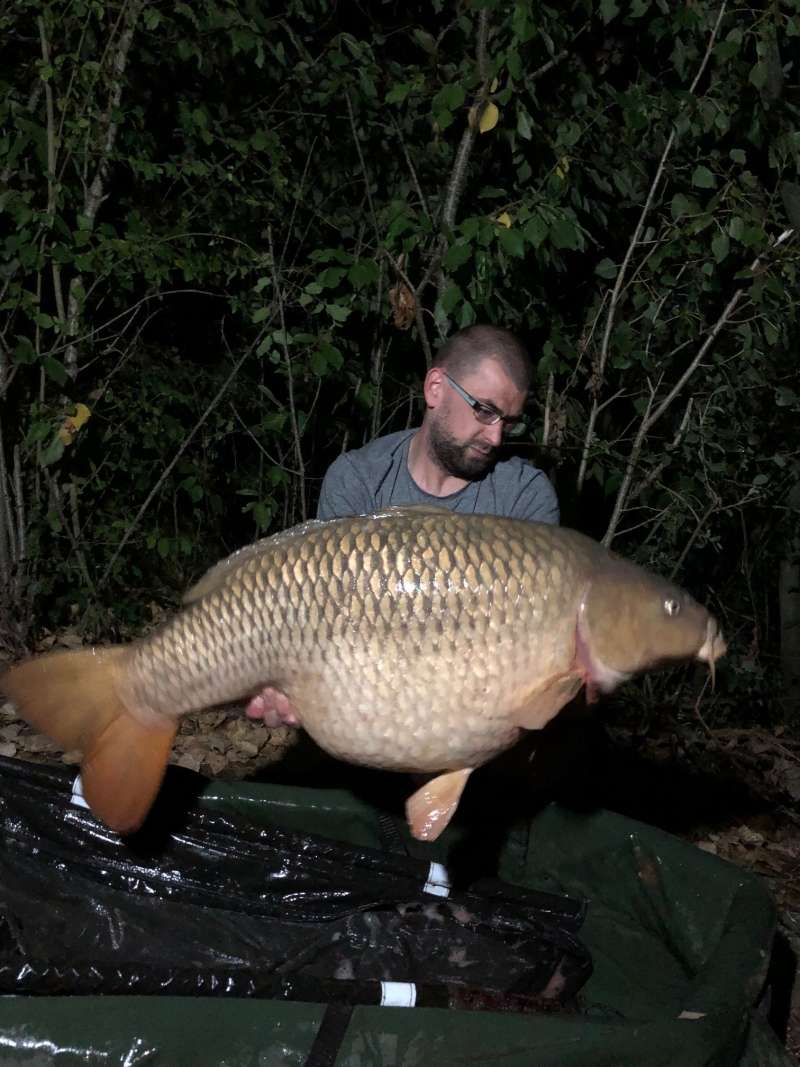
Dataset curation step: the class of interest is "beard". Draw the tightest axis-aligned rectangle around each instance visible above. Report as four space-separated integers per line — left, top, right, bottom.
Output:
427 418 499 480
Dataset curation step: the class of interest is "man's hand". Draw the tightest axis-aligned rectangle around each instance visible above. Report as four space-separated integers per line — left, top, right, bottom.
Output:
244 685 299 728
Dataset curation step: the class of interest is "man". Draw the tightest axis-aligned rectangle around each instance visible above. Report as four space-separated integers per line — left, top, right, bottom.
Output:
244 325 558 728
317 324 559 524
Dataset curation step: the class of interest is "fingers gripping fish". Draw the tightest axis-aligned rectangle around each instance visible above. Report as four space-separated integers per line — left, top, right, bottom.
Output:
1 507 726 841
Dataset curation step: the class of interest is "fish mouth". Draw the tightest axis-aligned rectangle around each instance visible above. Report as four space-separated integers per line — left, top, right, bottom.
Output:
697 618 726 664
697 618 727 687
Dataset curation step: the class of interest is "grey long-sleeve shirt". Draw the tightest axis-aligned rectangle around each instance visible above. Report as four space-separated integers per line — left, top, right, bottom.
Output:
316 430 559 524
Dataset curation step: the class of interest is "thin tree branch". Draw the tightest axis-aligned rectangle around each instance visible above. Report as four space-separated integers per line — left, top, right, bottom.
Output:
64 0 145 378
578 2 728 494
669 496 719 581
601 228 795 545
630 396 693 497
268 230 306 521
43 471 96 595
542 373 554 446
346 94 379 236
526 49 569 84
442 10 489 230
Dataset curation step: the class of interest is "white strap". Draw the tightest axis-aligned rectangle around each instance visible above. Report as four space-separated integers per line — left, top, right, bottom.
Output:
380 981 417 1008
70 775 90 809
423 861 450 897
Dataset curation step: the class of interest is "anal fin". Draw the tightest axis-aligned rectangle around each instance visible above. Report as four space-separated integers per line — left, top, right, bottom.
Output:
405 768 472 842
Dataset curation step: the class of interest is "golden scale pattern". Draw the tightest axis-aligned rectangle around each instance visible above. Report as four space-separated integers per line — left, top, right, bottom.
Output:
127 511 599 773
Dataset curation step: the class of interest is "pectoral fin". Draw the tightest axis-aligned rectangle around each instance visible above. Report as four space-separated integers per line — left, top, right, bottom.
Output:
509 674 584 730
405 768 472 842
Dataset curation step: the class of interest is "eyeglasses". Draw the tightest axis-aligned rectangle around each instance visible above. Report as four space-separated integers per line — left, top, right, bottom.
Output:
443 373 527 436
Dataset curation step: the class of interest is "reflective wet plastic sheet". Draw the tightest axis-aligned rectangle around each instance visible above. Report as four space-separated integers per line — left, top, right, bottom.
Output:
0 756 788 1067
0 756 590 1001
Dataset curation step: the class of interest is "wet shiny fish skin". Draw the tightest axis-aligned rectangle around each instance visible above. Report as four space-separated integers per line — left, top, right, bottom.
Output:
123 506 720 772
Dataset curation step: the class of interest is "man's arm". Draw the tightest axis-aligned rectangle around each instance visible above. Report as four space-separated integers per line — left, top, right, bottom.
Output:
316 453 375 520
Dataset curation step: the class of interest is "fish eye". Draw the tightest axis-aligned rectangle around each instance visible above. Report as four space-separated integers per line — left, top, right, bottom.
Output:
664 598 681 617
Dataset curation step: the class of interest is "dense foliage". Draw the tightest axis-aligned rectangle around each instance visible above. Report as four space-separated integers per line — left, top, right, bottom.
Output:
0 0 798 717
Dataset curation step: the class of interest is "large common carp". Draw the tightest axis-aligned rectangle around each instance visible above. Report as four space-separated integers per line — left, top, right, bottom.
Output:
1 506 725 841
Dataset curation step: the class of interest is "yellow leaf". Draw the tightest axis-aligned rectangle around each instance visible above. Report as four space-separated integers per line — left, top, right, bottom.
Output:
490 77 498 92
479 102 499 133
556 167 565 180
71 403 91 430
495 212 512 227
561 156 570 175
59 428 73 446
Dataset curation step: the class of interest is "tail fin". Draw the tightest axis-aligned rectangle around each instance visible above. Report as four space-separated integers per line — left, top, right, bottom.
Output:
1 648 177 834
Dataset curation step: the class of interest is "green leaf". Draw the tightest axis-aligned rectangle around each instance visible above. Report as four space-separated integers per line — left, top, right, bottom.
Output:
729 216 744 240
714 40 740 60
523 216 549 248
498 227 525 257
348 259 379 288
599 0 619 23
506 50 523 80
729 148 746 165
671 193 690 219
326 303 350 322
412 28 436 53
442 243 473 270
692 166 716 189
253 500 274 529
14 337 36 364
711 234 729 262
157 538 170 558
432 84 465 113
310 350 327 375
748 62 767 89
595 258 617 279
549 217 579 250
34 312 54 329
27 421 51 444
39 432 64 468
556 121 581 147
320 343 343 370
42 356 67 385
386 82 411 104
739 226 764 247
440 284 462 314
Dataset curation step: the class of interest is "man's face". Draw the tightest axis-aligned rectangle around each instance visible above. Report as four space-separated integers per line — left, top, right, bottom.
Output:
425 359 528 480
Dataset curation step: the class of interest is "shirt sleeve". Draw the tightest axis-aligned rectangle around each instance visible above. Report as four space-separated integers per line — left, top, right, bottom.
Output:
507 465 560 525
316 453 375 520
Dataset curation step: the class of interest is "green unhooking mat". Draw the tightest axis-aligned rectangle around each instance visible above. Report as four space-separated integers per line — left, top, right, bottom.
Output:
0 757 789 1067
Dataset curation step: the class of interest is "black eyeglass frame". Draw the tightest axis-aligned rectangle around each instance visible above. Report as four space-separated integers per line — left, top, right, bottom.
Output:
443 372 527 436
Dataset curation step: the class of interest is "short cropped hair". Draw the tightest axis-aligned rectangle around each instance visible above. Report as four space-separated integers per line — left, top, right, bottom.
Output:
432 325 533 392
